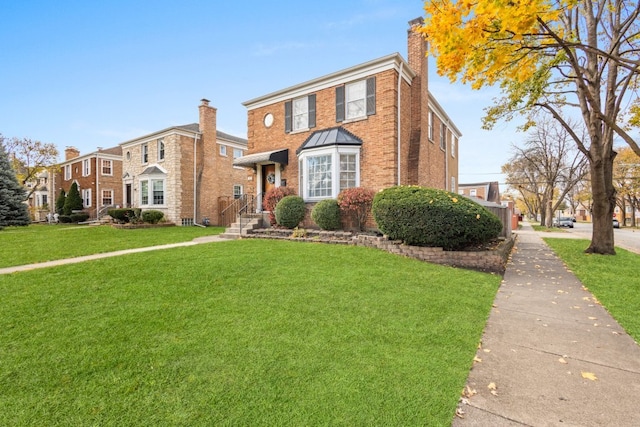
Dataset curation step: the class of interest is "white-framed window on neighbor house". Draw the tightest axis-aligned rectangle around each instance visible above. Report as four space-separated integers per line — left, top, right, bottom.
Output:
428 110 434 141
82 188 92 208
233 148 243 159
82 159 91 176
219 145 227 156
102 189 113 206
233 184 243 199
158 138 165 161
142 143 149 164
298 146 360 201
440 124 446 150
452 136 457 158
470 189 477 197
102 159 113 176
451 176 456 193
64 165 71 180
139 178 165 206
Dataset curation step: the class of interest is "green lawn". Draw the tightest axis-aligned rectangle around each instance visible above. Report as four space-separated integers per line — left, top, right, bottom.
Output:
0 224 224 268
544 238 640 342
0 239 501 426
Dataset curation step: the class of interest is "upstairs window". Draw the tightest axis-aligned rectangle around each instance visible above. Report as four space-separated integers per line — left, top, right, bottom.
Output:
64 165 71 180
219 145 227 156
285 94 316 133
158 138 165 161
233 148 243 159
440 124 446 150
452 136 457 158
82 159 91 176
102 159 113 176
428 110 434 141
142 144 148 164
336 77 376 122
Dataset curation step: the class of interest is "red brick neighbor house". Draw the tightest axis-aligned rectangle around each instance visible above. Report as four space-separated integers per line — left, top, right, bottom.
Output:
119 99 247 226
458 181 501 204
234 18 461 215
55 145 123 219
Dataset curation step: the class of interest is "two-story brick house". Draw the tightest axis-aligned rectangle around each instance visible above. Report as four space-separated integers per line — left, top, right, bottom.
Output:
234 18 460 216
458 181 501 204
55 145 123 218
120 99 247 225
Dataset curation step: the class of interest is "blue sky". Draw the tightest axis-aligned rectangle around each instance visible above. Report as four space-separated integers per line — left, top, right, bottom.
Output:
0 0 520 186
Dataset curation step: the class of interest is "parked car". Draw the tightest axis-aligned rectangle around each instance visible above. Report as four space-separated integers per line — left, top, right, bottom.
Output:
553 216 574 228
613 218 620 228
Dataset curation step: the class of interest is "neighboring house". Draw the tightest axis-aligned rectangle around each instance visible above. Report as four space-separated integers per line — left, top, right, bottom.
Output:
234 18 460 213
55 145 123 219
24 170 53 221
458 182 501 204
120 99 247 226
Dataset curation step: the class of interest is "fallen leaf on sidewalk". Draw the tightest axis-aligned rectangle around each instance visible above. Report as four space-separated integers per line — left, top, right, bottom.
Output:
581 372 598 381
588 316 597 320
462 385 477 398
455 407 465 418
473 355 482 363
558 357 568 364
487 382 499 396
483 349 491 353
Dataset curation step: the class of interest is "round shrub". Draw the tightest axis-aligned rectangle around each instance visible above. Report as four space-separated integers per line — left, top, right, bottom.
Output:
142 210 164 224
372 186 502 250
58 215 73 223
263 187 296 225
311 199 342 230
70 213 90 223
275 196 306 229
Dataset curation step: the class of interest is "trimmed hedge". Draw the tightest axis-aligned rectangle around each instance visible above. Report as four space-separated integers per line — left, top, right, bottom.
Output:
311 199 342 230
372 186 502 250
70 213 90 223
263 187 296 225
108 208 141 223
275 196 306 229
142 210 164 224
58 215 73 223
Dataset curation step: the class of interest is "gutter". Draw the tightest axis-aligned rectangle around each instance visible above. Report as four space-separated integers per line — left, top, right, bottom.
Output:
397 61 403 185
193 133 205 227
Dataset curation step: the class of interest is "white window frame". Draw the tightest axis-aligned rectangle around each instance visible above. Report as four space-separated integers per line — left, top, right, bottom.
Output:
452 136 457 158
451 177 456 193
470 189 477 197
233 184 243 199
440 124 446 150
142 143 148 164
102 189 113 206
139 177 165 207
82 188 92 208
298 146 360 201
64 165 71 180
428 110 434 141
345 80 367 120
158 138 165 161
292 96 309 131
233 148 243 159
219 145 227 156
82 159 91 177
101 159 113 176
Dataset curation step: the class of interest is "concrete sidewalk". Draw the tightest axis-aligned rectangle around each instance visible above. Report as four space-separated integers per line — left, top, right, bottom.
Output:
453 223 640 426
0 234 229 275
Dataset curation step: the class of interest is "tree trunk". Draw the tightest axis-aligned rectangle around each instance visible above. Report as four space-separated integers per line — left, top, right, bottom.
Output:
585 154 616 254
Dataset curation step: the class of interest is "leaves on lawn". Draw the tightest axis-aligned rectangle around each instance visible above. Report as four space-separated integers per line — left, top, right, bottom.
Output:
581 372 598 381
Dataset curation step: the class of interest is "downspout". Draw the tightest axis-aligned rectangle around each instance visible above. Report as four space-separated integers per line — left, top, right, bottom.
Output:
95 153 100 219
445 123 449 190
193 133 205 227
397 61 404 186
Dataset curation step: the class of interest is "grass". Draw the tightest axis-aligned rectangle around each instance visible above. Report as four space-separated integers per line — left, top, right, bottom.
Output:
0 224 224 268
544 238 640 342
0 239 501 426
531 224 566 232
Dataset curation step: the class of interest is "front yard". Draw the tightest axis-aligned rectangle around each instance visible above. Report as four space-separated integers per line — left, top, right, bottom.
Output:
0 237 501 426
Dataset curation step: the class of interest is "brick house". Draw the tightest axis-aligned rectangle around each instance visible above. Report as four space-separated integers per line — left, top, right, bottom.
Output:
120 99 247 226
234 18 460 216
55 145 123 219
458 181 501 204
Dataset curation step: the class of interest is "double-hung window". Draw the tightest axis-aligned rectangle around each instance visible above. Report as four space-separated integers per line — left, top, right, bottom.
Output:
452 136 457 158
298 146 360 201
285 94 316 133
139 178 165 206
336 77 376 122
102 159 113 175
428 110 434 141
142 144 148 164
82 159 90 176
158 138 165 161
219 145 227 156
64 165 71 180
82 188 92 208
233 148 243 159
102 189 113 206
440 124 446 150
233 184 243 199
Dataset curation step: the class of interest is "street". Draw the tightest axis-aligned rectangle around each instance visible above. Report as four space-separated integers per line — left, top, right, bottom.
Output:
551 221 640 254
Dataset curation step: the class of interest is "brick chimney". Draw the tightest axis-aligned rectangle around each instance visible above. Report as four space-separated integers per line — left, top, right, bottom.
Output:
199 98 217 141
197 98 218 223
65 146 80 161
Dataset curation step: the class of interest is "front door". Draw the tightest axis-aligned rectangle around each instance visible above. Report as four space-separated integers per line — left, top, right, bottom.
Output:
125 184 132 207
262 164 276 195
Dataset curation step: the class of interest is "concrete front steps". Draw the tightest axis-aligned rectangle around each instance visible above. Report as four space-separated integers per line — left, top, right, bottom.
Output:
220 214 268 239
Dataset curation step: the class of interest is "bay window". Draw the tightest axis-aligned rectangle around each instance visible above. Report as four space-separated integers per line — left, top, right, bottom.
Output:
298 146 360 200
139 178 165 206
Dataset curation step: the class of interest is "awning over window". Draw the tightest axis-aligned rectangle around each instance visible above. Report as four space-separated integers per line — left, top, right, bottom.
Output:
296 126 363 154
233 149 289 168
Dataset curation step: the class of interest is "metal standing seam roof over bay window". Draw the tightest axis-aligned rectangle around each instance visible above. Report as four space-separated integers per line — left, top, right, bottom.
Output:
296 126 363 154
233 149 289 168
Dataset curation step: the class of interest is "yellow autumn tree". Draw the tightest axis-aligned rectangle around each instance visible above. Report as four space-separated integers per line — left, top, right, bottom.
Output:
420 0 640 254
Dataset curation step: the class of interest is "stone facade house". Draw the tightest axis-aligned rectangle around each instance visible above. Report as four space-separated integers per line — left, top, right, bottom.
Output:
120 100 247 225
55 145 123 219
234 18 460 214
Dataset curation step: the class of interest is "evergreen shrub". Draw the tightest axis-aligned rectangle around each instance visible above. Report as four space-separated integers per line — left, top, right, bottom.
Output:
70 213 90 223
275 195 306 229
58 215 73 223
372 186 502 250
263 187 296 225
142 210 164 224
108 208 142 223
311 199 342 230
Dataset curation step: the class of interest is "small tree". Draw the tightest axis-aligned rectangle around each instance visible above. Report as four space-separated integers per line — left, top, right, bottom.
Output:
337 187 375 231
0 144 30 227
55 189 66 215
63 182 83 215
